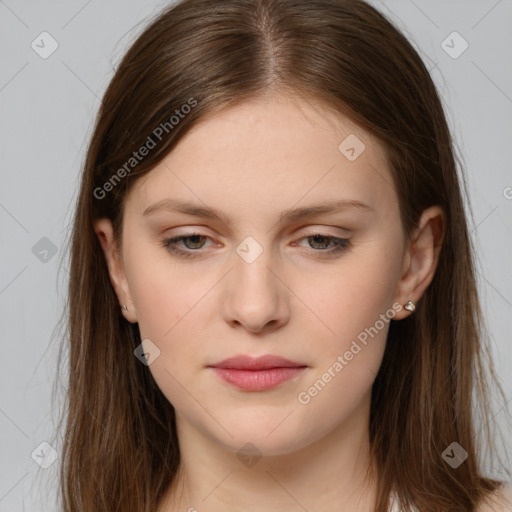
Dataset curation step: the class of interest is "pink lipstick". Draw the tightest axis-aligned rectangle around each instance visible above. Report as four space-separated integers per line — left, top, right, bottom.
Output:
208 354 307 391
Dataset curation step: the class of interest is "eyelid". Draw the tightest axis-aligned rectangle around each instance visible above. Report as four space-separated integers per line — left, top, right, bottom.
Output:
161 228 352 259
297 226 351 237
164 228 348 245
164 225 350 240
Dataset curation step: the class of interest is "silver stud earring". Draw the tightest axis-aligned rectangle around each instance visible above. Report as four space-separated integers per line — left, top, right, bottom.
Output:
122 305 128 311
404 300 415 312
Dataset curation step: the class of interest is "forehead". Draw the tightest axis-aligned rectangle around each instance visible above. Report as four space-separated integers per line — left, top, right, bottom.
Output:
126 95 397 219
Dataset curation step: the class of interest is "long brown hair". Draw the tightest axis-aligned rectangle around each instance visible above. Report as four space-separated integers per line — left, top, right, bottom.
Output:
54 0 511 510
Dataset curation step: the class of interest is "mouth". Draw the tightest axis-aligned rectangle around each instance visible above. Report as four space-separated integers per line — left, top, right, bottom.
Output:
207 354 308 391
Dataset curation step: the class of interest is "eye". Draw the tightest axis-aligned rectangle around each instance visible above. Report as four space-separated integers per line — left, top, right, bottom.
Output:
160 232 351 259
294 233 351 256
160 233 210 259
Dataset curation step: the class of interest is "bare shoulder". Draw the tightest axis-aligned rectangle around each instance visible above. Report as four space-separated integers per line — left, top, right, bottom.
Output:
476 482 512 512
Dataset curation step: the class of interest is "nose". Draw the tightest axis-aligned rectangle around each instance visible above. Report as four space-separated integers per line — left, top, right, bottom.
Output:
220 243 290 334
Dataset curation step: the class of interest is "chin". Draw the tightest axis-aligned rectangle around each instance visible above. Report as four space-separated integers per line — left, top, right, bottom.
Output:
207 413 317 457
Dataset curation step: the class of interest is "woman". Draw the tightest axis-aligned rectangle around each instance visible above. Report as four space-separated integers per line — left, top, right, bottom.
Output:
57 0 512 510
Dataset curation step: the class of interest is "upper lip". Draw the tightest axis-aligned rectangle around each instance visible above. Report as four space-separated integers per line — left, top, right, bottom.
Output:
208 354 307 370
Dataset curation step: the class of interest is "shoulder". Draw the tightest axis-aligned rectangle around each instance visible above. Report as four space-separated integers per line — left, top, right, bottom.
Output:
476 482 512 512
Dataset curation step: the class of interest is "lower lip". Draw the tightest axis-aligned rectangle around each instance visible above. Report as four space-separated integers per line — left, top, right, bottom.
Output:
210 367 306 391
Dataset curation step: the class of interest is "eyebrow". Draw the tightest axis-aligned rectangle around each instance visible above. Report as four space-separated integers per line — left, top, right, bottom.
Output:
142 198 374 226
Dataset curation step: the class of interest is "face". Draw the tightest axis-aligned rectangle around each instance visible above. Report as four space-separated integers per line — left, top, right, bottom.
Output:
97 94 420 456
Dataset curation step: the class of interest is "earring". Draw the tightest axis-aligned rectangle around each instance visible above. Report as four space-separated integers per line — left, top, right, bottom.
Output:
404 300 415 312
122 305 128 311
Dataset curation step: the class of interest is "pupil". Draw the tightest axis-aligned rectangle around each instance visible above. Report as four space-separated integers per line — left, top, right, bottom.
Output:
187 235 203 248
312 235 328 248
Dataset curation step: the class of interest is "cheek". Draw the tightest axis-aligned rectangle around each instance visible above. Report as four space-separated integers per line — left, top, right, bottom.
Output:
128 267 210 411
125 240 210 340
124 251 218 394
292 249 399 411
303 249 400 350
293 267 394 442
294 342 384 450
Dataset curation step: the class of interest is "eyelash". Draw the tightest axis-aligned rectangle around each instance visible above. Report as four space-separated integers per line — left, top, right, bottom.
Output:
160 232 351 259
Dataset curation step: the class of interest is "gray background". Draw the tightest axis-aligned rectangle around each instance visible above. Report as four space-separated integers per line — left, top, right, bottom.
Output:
1 0 511 509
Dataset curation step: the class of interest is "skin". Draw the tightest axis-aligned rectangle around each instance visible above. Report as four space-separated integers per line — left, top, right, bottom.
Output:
94 94 445 511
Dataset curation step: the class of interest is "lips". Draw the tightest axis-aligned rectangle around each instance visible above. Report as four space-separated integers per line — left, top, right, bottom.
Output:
207 354 307 391
209 354 305 370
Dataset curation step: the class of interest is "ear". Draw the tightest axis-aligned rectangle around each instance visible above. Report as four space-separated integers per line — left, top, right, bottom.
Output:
393 205 445 320
93 218 138 323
